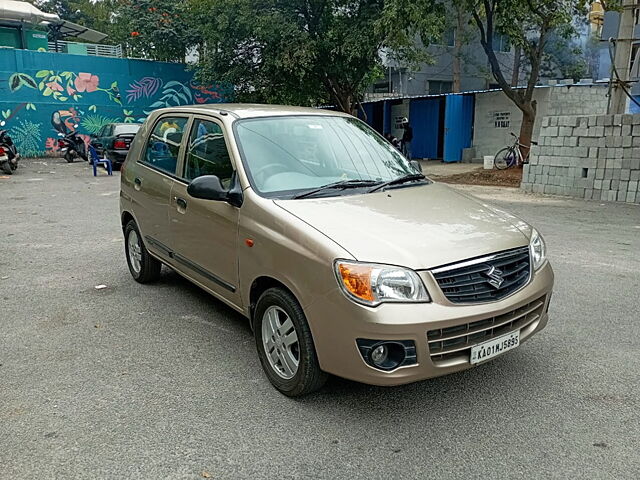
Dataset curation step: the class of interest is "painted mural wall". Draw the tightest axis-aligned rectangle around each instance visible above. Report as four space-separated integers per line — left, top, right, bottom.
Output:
0 49 232 157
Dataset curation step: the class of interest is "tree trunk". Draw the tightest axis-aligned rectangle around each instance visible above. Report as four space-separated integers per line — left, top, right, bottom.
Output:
452 47 461 93
452 8 464 93
518 102 536 162
511 45 521 87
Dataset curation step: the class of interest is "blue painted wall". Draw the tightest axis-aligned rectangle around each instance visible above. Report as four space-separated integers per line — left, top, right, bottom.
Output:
0 49 232 157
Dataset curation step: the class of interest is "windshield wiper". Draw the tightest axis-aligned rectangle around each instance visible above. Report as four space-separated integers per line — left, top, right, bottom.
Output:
367 173 427 193
292 179 381 199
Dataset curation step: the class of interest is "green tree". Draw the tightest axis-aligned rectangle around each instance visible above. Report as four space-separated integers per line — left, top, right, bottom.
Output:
190 0 443 113
29 0 84 22
111 0 199 62
466 0 584 152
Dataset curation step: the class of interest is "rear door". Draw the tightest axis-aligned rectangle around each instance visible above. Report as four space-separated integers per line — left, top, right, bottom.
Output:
168 115 241 306
131 115 190 258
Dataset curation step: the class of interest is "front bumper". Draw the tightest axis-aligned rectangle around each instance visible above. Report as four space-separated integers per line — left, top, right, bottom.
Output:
306 261 554 386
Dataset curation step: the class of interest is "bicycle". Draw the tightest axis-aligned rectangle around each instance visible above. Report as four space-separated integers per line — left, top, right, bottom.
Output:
493 132 537 170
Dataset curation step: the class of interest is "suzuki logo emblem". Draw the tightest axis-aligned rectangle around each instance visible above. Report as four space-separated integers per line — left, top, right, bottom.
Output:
485 266 505 289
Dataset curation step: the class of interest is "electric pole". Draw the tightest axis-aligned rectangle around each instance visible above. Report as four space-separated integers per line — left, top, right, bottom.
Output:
608 0 637 114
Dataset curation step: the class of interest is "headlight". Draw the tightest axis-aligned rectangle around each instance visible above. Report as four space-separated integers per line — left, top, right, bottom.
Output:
529 229 546 270
334 260 430 306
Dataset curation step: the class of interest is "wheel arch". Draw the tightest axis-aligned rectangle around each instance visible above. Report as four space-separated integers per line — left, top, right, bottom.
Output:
121 210 135 231
248 276 300 328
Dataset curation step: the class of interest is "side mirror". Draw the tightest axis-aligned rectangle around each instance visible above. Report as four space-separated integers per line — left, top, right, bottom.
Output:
187 175 227 201
410 160 422 173
187 174 243 207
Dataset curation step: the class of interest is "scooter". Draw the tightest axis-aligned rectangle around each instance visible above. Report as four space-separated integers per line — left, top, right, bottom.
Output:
58 125 89 163
0 120 19 175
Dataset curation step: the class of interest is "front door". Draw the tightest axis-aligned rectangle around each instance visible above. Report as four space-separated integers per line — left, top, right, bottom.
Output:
168 116 241 306
131 115 190 258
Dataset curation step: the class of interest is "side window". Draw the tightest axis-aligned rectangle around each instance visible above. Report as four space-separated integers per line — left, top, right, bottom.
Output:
142 116 188 176
97 125 108 137
183 119 234 188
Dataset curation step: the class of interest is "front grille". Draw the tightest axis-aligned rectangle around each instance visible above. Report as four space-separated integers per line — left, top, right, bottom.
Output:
427 295 546 364
432 247 530 304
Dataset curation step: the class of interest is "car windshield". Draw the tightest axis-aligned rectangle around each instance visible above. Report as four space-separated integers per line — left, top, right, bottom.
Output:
234 115 416 197
114 124 141 135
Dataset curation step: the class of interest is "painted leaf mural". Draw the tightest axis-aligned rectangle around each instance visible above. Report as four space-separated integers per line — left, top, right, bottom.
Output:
143 80 193 115
1 49 232 157
10 120 44 157
126 77 163 102
8 73 37 92
81 114 121 134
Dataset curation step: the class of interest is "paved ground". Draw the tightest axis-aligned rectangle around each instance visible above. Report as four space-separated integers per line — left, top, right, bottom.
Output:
420 159 481 177
1 158 639 479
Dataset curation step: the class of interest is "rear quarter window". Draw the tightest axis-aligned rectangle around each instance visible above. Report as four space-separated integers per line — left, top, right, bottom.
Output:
114 124 141 135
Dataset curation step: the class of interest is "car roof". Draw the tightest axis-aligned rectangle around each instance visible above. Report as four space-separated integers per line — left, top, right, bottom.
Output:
151 103 351 120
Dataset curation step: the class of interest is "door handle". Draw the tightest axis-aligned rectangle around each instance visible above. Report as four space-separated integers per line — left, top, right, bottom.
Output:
176 197 187 209
134 177 142 190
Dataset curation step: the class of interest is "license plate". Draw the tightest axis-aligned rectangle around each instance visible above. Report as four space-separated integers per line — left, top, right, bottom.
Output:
470 330 520 364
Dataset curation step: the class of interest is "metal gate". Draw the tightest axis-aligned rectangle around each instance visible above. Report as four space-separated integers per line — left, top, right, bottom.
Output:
443 94 474 162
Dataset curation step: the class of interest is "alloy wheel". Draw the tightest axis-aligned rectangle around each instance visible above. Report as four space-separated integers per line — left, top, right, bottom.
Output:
127 229 142 274
261 306 300 379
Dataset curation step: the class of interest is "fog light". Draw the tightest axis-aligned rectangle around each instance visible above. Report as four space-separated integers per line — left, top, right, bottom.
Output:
356 339 416 371
370 345 388 366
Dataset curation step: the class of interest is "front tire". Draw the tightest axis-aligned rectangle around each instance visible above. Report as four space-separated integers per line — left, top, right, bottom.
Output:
254 287 327 397
124 220 161 283
494 147 515 170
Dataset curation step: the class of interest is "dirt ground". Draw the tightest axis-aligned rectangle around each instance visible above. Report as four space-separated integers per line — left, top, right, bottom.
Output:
432 166 523 188
418 159 522 187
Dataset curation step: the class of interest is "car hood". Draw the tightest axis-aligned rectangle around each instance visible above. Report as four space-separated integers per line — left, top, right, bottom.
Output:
274 183 531 270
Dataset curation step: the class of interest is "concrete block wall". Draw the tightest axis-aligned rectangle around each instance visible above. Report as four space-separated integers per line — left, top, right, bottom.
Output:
473 84 608 159
521 114 640 204
546 85 608 116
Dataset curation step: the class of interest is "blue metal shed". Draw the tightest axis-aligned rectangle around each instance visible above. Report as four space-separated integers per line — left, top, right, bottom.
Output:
409 98 442 159
443 94 474 162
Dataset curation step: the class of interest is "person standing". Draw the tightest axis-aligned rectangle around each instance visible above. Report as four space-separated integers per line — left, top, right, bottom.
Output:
400 117 413 160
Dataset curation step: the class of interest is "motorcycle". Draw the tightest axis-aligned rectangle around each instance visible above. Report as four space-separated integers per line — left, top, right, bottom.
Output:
58 125 89 163
0 120 19 175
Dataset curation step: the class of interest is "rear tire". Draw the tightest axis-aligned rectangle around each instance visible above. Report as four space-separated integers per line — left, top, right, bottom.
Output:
254 287 327 397
124 220 161 283
64 151 75 163
1 162 12 175
494 147 515 170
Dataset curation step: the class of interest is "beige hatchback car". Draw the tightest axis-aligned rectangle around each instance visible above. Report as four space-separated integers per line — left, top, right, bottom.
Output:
120 104 554 396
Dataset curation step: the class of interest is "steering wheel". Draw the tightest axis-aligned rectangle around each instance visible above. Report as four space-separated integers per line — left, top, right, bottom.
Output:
253 163 289 183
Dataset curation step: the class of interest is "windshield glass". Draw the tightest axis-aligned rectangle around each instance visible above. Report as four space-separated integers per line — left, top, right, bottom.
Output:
114 124 141 135
234 115 416 197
